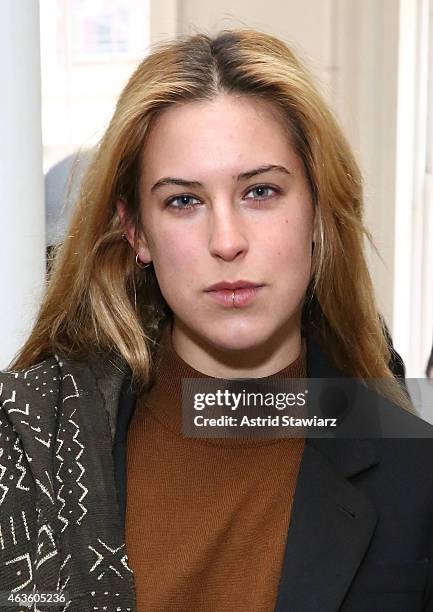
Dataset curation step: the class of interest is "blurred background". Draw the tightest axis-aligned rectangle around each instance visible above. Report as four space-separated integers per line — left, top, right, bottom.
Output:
0 0 432 378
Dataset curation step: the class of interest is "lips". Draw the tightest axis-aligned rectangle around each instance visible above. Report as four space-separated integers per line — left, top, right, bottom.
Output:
205 280 263 292
205 285 264 307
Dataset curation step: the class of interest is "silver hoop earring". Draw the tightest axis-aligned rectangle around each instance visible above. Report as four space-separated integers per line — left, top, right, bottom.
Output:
135 254 150 269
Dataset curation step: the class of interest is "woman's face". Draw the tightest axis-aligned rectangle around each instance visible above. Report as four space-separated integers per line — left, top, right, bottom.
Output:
121 94 316 373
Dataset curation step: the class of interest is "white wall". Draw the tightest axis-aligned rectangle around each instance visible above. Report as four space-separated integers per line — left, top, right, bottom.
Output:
332 0 400 333
179 0 335 89
0 1 45 369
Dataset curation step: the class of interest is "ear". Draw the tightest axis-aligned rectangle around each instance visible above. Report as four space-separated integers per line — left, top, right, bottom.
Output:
116 199 152 263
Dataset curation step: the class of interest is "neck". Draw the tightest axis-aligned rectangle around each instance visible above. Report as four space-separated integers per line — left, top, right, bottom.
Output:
170 317 303 379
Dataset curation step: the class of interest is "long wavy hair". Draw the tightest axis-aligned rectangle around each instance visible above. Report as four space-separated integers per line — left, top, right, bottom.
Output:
12 29 409 408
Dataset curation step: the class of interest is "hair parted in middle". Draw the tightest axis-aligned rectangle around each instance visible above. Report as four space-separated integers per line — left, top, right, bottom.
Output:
13 29 408 409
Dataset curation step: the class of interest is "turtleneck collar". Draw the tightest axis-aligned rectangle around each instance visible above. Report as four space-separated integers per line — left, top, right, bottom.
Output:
140 322 307 445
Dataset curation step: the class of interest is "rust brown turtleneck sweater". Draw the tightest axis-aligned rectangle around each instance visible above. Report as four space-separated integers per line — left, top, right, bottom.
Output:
125 326 307 611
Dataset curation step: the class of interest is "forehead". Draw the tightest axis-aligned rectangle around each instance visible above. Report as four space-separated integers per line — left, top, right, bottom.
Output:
140 94 301 180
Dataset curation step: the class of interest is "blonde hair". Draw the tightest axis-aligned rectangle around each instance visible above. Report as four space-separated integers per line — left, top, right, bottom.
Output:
12 29 410 409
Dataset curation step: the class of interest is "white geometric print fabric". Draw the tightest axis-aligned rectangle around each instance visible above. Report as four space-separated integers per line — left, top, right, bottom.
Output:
0 356 137 611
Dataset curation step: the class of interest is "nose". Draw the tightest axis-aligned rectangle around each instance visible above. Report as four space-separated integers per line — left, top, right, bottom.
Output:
208 202 249 261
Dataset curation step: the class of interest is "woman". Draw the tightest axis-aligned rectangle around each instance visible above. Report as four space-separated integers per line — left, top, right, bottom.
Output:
1 30 433 612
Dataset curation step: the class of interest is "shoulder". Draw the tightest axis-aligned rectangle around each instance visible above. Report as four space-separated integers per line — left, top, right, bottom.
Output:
0 356 61 412
1 353 128 448
0 353 112 406
1 354 61 383
0 354 103 441
0 357 62 454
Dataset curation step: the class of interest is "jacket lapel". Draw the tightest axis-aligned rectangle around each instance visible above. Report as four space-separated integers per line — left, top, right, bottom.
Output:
274 330 380 611
274 438 379 611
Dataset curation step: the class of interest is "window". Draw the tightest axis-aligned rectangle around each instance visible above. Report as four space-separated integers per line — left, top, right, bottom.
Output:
39 0 150 171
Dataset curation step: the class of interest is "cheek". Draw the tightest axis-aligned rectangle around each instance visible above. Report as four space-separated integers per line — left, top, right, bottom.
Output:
266 211 313 266
151 230 201 291
265 211 313 300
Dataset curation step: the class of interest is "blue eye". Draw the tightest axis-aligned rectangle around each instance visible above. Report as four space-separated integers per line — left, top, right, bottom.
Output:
244 185 278 200
166 185 279 210
166 194 201 210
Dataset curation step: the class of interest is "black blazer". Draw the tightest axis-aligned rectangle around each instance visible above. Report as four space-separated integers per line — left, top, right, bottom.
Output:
114 329 433 611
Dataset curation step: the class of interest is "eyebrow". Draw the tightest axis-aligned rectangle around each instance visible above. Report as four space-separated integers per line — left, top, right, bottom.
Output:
150 164 291 193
